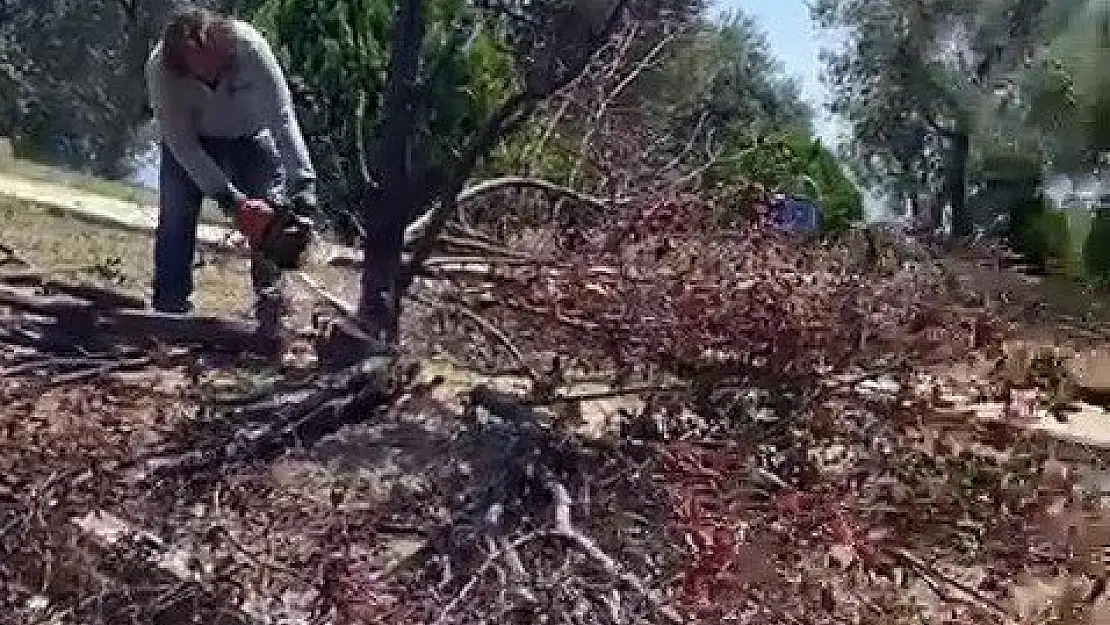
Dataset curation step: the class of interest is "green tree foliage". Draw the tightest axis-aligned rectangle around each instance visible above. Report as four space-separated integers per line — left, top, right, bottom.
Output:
812 0 1061 237
644 12 861 229
702 134 862 230
645 12 813 153
1022 0 1110 175
0 0 216 178
815 0 1110 276
489 9 861 229
341 0 673 342
251 0 517 228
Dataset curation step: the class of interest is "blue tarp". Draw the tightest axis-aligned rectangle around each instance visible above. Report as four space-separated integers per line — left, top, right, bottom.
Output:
773 197 822 233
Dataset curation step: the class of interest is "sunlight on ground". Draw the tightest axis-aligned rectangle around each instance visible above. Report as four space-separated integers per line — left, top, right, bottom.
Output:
0 195 251 315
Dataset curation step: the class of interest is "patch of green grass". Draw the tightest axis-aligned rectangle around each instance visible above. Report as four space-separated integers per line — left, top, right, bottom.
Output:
0 194 362 328
0 157 233 226
0 158 156 205
0 196 253 315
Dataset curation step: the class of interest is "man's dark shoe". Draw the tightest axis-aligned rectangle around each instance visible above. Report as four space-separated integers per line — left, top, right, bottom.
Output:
253 332 285 361
153 301 194 315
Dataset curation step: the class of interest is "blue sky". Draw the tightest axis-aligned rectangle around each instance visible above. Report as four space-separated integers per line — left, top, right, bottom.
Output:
713 0 847 147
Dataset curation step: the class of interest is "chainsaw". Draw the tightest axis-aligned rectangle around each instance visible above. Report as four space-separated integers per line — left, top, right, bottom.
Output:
234 197 316 270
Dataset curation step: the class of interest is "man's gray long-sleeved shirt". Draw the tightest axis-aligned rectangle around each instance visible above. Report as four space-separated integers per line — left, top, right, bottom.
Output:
146 19 315 207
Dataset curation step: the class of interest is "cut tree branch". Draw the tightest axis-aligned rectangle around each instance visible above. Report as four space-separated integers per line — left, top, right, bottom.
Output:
432 531 546 625
570 23 677 188
456 175 629 208
405 176 627 247
888 548 1013 619
0 270 147 309
546 480 683 623
402 0 635 280
406 291 537 380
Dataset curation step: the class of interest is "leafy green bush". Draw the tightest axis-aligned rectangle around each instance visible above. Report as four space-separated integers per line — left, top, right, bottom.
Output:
1006 194 1056 274
1083 209 1110 287
701 134 863 232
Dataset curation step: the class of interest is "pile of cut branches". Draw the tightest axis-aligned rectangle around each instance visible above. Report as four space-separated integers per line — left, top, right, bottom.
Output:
419 189 1004 386
2 177 1108 625
396 188 1110 624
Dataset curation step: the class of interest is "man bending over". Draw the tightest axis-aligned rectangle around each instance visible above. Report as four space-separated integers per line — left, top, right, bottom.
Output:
145 8 316 342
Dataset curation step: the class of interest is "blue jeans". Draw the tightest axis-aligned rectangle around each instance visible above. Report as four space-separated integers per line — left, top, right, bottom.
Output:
152 131 286 316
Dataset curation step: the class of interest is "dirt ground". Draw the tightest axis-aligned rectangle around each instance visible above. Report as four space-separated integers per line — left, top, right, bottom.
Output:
0 195 442 623
0 194 361 324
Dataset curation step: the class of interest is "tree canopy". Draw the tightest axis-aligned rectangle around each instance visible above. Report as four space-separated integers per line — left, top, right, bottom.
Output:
814 0 1109 240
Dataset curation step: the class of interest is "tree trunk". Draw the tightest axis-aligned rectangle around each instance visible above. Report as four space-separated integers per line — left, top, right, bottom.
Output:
948 131 971 238
356 0 424 346
357 188 410 344
354 0 635 347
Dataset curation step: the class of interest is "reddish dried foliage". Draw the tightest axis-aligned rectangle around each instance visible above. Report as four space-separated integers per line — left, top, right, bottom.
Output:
435 186 1029 622
467 189 1001 383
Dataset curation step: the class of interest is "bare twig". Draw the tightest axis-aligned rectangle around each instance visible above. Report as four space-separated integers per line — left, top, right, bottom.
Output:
0 470 79 541
437 234 536 260
537 383 688 405
456 176 629 210
0 356 96 377
501 298 602 331
655 109 711 174
406 291 536 379
289 271 357 318
546 481 683 623
569 21 643 188
406 176 629 248
433 531 546 625
604 28 675 106
523 95 575 164
445 222 505 246
214 525 315 585
48 356 155 386
355 88 373 187
751 466 793 492
888 548 1013 619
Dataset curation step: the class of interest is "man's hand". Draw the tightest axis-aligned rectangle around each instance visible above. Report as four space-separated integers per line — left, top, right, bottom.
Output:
289 179 319 217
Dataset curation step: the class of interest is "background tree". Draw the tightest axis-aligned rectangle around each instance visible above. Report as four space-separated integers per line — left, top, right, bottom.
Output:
0 0 268 178
486 8 861 229
251 0 517 238
348 0 673 346
1 0 864 349
812 0 1061 238
0 1 194 177
1021 0 1109 177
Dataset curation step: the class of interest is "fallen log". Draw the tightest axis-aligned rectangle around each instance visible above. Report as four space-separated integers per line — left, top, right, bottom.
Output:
102 309 264 352
0 284 275 354
144 356 402 478
0 321 100 356
46 283 147 310
0 271 147 310
0 284 97 327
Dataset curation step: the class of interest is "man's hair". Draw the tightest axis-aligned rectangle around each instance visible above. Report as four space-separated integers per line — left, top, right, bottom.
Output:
161 8 232 75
